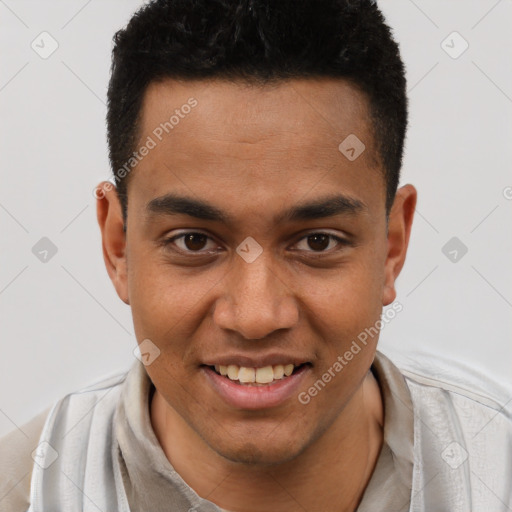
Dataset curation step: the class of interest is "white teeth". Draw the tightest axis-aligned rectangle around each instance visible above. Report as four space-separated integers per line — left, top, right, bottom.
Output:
255 366 274 384
273 364 284 380
284 364 294 377
215 363 299 384
238 367 256 383
227 365 239 380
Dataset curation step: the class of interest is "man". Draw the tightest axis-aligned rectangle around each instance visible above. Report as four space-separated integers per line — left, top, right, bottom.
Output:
1 0 511 511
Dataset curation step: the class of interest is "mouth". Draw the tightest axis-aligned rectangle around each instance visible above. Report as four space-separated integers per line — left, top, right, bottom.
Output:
207 363 309 386
201 362 312 410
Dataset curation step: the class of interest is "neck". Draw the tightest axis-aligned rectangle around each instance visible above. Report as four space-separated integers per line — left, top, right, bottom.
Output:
150 371 384 512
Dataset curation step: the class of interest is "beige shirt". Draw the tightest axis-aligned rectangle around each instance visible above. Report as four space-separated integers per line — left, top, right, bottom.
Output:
0 351 413 511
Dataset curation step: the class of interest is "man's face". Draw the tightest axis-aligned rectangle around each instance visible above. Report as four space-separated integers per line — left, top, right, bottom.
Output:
111 78 398 464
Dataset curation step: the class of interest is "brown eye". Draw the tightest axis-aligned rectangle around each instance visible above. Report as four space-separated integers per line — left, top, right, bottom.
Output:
306 234 330 251
163 232 218 253
294 232 347 253
183 233 208 251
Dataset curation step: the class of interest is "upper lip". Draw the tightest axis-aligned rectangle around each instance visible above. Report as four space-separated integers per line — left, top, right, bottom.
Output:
202 353 311 368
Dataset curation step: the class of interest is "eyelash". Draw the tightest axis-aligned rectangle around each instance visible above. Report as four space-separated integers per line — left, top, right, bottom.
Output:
161 231 349 256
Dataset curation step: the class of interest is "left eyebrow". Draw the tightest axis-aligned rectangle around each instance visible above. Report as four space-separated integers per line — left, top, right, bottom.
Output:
275 194 367 223
144 192 367 225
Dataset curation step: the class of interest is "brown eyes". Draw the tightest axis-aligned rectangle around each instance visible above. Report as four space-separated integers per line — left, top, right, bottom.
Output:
295 233 342 252
177 233 211 251
162 231 348 255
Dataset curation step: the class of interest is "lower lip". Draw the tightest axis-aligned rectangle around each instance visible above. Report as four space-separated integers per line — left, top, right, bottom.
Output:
202 365 311 410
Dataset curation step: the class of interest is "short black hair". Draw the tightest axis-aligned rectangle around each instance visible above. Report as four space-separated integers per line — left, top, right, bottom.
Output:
106 0 407 221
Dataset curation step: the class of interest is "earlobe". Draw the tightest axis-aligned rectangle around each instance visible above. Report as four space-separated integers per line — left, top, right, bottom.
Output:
96 181 130 305
382 184 417 306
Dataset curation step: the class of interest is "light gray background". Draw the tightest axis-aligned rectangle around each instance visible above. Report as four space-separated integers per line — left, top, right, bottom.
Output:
1 0 511 439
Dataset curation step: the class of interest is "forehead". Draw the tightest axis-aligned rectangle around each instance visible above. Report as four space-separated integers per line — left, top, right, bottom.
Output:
139 77 375 151
129 77 385 220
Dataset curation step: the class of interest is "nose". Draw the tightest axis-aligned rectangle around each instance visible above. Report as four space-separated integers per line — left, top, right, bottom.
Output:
213 253 299 340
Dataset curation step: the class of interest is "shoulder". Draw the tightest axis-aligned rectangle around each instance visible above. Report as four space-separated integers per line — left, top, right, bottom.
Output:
0 367 130 512
45 367 130 421
388 350 510 404
0 407 51 512
378 350 512 507
38 367 130 447
380 349 512 431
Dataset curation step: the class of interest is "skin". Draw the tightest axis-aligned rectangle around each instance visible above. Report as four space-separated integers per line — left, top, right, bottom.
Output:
96 77 416 511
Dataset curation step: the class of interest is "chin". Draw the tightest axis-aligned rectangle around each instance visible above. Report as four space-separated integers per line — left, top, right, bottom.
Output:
208 430 309 467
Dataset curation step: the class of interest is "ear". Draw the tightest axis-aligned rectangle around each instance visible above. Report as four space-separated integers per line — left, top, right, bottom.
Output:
382 184 417 306
95 181 130 305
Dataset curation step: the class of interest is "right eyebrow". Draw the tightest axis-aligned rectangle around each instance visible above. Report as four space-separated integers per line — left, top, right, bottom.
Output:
146 193 229 223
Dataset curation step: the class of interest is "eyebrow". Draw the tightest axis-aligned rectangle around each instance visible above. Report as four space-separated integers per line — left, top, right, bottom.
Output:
145 192 367 224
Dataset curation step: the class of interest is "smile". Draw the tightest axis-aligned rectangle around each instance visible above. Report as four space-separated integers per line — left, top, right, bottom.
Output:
202 363 311 409
211 363 300 385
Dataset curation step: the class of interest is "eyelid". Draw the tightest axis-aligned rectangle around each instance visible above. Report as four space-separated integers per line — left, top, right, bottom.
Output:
161 229 349 254
162 230 221 254
291 231 350 253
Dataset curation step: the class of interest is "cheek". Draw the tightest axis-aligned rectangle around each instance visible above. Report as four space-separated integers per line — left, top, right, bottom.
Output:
127 248 226 359
307 258 384 333
127 246 188 349
300 260 384 395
